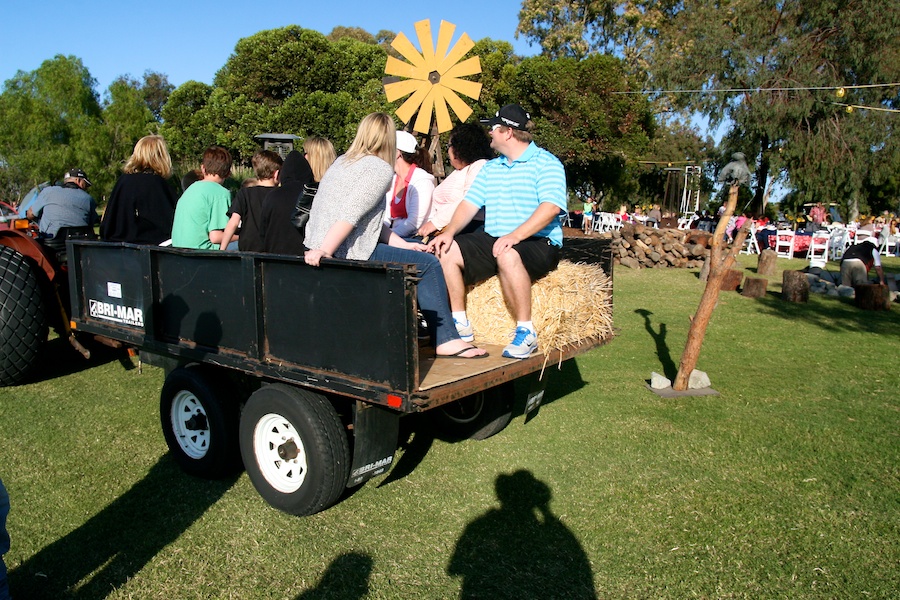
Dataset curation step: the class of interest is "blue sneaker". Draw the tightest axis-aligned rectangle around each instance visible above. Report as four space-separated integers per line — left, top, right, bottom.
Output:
454 318 474 342
502 327 538 359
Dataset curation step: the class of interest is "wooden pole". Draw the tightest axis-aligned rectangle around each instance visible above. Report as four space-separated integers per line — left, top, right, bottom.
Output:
672 184 749 391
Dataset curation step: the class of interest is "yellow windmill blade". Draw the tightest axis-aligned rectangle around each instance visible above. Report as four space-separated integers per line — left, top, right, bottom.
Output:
413 88 437 134
414 20 437 70
383 19 482 134
384 78 421 103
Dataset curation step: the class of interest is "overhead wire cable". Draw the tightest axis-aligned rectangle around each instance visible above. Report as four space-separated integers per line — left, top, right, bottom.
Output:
611 83 900 94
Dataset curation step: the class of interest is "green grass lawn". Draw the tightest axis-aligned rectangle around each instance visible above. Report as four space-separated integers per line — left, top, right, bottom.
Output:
2 254 899 599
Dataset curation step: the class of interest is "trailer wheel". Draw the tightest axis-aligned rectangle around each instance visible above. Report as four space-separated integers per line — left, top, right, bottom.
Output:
240 384 350 516
0 245 48 386
431 381 515 441
160 366 242 478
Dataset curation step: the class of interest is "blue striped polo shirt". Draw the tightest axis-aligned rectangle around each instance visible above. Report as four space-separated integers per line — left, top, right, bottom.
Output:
463 142 567 247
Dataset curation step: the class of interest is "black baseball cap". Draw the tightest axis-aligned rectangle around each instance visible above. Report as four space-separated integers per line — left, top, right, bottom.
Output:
480 104 531 131
64 168 92 187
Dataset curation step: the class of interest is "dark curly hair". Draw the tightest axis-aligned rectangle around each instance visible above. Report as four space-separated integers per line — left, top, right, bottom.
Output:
448 122 493 165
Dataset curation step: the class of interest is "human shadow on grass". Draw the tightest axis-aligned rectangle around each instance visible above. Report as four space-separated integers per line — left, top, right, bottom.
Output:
9 456 238 599
447 470 597 599
294 552 373 599
634 309 678 380
753 290 899 335
379 361 586 488
23 335 132 385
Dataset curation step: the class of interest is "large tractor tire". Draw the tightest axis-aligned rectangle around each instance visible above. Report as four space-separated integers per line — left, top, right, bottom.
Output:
0 245 48 386
240 384 350 516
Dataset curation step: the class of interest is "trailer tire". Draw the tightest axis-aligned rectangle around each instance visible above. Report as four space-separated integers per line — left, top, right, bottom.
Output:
431 381 515 441
160 366 242 479
0 245 47 386
240 384 350 516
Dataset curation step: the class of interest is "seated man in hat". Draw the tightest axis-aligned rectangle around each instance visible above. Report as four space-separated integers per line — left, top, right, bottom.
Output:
429 104 567 359
26 168 99 239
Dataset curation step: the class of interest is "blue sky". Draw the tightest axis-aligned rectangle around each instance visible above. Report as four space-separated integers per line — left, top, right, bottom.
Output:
0 0 537 94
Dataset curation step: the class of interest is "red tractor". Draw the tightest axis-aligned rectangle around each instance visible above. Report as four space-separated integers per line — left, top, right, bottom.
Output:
0 194 94 386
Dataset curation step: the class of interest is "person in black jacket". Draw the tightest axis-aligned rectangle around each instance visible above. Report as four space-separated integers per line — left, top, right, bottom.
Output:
100 135 177 245
259 150 314 255
840 237 885 286
260 138 336 254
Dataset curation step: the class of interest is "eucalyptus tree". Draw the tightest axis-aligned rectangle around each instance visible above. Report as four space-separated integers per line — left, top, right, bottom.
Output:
506 54 655 204
162 26 393 162
518 0 900 217
0 55 104 200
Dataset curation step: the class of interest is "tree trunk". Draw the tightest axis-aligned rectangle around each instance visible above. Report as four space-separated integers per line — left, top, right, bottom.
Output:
757 249 777 276
782 270 810 303
720 269 743 291
699 256 710 282
741 277 768 298
752 135 770 215
854 284 891 310
673 183 747 391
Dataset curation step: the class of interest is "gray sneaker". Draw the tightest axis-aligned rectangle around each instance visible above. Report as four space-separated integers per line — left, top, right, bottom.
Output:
454 318 474 342
502 326 538 359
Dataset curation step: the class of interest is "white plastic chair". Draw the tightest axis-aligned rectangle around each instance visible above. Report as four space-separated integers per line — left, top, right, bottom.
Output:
879 233 898 257
774 229 795 258
612 214 624 231
740 222 760 255
806 231 830 268
829 228 848 261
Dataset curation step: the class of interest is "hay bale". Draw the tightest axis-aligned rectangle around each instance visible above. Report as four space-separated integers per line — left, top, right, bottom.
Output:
465 260 614 353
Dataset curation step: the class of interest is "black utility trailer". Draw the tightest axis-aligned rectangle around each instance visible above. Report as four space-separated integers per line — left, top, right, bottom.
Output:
67 241 612 515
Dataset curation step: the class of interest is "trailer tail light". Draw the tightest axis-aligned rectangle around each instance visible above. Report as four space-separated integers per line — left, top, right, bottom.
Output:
387 394 402 408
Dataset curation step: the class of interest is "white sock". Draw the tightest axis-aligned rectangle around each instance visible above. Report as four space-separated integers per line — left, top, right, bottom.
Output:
517 321 535 332
452 311 469 325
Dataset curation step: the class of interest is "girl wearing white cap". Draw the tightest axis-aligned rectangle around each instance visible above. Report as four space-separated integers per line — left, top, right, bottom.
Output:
385 130 435 239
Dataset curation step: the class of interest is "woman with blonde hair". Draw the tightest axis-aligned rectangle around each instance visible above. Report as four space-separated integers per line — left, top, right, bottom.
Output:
258 136 337 254
303 136 337 182
100 134 177 244
305 112 487 358
289 136 337 231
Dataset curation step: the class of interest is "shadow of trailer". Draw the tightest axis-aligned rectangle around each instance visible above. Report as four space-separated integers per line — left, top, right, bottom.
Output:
67 240 613 515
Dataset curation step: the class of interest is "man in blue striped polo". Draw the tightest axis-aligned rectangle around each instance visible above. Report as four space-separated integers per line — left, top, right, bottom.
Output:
429 104 567 359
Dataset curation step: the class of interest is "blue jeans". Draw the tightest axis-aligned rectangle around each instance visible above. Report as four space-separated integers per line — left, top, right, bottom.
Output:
369 244 460 347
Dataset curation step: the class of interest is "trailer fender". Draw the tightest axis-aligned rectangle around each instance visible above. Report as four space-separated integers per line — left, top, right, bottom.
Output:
0 230 56 281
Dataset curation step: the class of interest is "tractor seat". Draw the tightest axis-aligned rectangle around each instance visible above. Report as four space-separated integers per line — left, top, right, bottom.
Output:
43 226 97 260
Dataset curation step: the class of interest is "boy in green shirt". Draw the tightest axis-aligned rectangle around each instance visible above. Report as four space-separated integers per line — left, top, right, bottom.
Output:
172 146 233 249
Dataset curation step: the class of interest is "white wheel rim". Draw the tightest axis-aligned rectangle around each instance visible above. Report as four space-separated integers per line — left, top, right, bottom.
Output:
170 390 209 459
253 413 308 493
